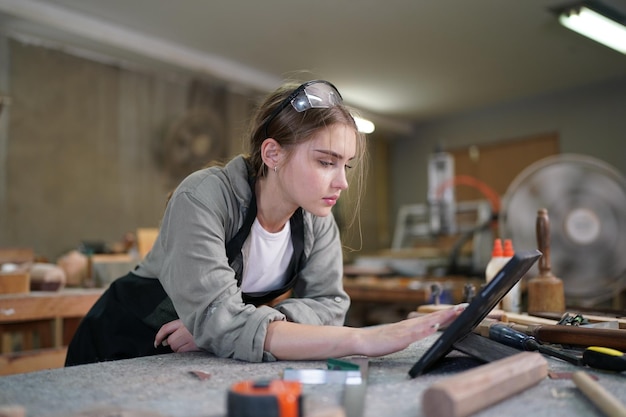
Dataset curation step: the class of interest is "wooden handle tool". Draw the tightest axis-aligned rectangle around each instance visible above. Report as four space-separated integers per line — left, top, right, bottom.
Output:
520 324 626 351
422 351 548 417
527 208 565 314
572 371 626 417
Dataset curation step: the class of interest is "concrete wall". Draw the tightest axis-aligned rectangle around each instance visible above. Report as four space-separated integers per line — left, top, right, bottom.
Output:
0 37 384 261
0 38 257 260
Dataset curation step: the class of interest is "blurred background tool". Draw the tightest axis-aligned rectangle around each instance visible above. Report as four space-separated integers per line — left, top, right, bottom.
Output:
478 322 626 372
227 380 302 417
583 347 626 373
572 371 626 417
282 358 368 417
482 322 580 365
505 322 626 351
282 369 361 385
282 358 365 385
336 357 368 417
527 208 565 315
422 352 547 417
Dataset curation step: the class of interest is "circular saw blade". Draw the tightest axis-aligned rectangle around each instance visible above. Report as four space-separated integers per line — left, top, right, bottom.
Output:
500 154 626 306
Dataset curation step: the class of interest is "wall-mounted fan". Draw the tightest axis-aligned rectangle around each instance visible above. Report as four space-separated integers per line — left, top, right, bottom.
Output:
500 154 626 307
162 109 226 184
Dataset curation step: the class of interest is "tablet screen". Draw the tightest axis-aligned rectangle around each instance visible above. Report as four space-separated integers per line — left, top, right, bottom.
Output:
408 250 542 378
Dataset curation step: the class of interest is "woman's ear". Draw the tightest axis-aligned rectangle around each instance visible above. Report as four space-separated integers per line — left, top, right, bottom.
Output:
261 138 283 169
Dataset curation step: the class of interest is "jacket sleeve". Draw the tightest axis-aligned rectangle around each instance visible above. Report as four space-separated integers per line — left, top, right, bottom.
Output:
273 213 350 326
158 189 285 363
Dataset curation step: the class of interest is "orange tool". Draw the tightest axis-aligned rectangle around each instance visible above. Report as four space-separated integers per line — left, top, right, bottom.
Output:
227 380 302 417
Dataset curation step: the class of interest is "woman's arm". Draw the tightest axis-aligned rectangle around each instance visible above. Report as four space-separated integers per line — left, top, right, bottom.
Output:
154 319 200 353
264 306 462 360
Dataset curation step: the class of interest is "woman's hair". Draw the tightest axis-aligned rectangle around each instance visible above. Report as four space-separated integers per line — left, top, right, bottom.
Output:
245 81 369 230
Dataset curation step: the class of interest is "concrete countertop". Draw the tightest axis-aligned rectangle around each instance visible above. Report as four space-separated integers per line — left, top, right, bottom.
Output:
1 333 625 417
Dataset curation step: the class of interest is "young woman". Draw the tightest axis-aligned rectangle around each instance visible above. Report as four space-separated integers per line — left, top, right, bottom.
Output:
65 80 461 366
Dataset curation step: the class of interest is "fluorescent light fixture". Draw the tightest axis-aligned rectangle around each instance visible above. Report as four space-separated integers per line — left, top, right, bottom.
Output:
557 2 626 54
353 116 375 134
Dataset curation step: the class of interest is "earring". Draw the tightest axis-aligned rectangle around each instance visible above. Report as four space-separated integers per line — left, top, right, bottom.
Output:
274 166 278 173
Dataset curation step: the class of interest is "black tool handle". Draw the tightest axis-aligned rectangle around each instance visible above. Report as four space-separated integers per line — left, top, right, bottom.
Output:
489 324 534 351
489 324 581 366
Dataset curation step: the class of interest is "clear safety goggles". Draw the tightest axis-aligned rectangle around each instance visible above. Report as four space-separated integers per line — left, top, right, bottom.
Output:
263 80 343 137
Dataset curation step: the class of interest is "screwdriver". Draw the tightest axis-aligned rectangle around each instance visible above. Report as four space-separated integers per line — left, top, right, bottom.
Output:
487 323 582 366
486 323 626 372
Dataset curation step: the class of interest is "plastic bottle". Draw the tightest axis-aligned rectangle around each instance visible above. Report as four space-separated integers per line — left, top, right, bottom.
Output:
485 239 506 309
485 239 504 283
500 239 521 313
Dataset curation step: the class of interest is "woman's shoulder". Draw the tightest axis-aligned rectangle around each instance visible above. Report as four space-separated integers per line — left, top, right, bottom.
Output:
174 155 251 201
159 157 252 231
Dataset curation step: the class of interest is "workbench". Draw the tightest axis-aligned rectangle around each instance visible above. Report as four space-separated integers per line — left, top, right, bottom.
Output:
343 275 482 326
0 289 102 375
1 332 624 417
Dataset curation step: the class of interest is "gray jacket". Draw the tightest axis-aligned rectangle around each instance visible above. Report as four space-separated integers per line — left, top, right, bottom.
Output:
133 155 350 362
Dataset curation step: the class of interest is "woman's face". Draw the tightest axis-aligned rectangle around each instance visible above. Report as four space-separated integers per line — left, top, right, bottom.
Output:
279 123 357 217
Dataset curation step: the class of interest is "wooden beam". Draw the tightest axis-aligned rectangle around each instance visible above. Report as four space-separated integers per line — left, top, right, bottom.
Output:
0 289 102 323
0 347 67 376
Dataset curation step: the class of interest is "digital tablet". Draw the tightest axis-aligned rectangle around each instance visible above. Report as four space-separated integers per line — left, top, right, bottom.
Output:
408 249 542 378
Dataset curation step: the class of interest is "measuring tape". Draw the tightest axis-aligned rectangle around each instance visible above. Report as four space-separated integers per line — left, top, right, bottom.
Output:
227 379 302 417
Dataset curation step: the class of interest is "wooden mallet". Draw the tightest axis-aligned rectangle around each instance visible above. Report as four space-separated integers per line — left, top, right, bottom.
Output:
527 208 565 315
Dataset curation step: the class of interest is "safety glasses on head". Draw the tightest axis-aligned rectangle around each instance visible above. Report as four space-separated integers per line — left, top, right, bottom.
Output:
263 80 343 138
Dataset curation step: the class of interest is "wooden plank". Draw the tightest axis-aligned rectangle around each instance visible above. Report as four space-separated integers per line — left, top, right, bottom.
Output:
422 352 548 417
137 228 159 259
0 273 30 295
0 320 58 351
52 317 63 348
344 282 429 304
0 289 102 323
0 347 67 376
1 332 12 354
572 371 626 417
0 248 34 265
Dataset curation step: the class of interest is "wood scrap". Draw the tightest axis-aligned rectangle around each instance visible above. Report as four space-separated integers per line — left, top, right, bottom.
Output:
422 351 548 417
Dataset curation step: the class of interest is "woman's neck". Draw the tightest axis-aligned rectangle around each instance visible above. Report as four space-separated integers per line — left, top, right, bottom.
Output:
254 177 295 233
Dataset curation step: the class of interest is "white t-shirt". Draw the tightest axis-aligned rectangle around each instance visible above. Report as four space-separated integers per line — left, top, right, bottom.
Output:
240 218 294 293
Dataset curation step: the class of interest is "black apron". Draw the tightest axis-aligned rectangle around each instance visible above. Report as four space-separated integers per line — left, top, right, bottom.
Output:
65 183 306 366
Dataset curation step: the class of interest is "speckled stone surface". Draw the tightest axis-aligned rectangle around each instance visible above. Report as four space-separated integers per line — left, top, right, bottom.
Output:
1 333 625 417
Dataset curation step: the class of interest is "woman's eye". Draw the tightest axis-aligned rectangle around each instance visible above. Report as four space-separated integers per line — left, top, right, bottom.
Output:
320 160 334 167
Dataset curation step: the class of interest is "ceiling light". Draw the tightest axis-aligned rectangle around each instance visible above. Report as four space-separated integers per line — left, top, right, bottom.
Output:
353 116 375 134
556 2 626 54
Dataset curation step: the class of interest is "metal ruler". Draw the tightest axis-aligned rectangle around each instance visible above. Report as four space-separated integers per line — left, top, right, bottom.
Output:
282 357 369 417
342 357 368 417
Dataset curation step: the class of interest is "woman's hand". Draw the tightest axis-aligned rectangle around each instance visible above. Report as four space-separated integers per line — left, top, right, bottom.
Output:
154 319 200 353
357 304 465 357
